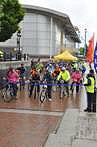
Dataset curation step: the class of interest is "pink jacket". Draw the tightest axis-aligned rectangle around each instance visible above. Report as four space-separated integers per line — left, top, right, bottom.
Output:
71 71 82 83
7 71 19 83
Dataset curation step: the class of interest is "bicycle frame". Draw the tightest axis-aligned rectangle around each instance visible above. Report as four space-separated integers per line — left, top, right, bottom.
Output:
40 83 48 103
59 80 65 99
19 76 25 90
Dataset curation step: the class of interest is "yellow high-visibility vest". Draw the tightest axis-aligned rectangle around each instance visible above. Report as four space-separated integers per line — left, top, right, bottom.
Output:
57 70 70 81
86 77 94 93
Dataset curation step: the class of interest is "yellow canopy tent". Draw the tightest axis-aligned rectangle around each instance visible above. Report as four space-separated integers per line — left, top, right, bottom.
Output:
53 50 78 61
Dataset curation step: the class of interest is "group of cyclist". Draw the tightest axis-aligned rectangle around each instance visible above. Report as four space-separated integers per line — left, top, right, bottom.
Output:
0 59 87 102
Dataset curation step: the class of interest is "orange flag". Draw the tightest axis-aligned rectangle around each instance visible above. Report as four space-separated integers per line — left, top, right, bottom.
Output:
86 34 94 63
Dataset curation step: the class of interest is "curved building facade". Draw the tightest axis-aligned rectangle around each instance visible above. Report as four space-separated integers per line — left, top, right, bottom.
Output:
0 5 80 58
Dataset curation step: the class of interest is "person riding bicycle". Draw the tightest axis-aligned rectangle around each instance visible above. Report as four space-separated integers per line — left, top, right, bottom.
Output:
17 63 26 90
17 63 26 78
29 68 40 98
42 68 53 101
70 69 82 94
52 64 61 79
35 59 44 73
57 67 70 97
7 67 19 98
46 63 54 74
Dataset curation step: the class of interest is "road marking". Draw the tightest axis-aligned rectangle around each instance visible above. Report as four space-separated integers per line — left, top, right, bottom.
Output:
0 108 63 116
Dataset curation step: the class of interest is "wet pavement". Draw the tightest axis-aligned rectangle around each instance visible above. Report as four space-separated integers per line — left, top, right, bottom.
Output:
0 87 80 111
0 86 81 147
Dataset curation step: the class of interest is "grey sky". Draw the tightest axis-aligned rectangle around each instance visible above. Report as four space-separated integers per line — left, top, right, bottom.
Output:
19 0 97 45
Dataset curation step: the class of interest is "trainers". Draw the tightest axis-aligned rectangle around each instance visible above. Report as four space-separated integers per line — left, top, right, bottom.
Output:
84 109 88 112
48 98 52 101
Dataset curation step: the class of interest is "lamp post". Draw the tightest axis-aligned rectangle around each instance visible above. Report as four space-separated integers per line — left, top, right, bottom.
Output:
17 29 21 60
84 28 87 56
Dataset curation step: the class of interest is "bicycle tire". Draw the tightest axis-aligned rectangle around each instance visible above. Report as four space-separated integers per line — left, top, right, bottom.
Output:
60 86 64 99
3 88 13 102
40 90 46 103
0 88 7 100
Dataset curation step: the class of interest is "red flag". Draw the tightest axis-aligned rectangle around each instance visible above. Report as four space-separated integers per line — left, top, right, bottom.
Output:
86 34 94 63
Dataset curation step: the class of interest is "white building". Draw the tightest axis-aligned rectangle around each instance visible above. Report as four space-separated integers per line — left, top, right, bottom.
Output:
0 5 80 58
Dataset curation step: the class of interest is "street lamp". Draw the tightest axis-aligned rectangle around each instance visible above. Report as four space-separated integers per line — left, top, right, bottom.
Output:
84 28 87 56
17 29 21 60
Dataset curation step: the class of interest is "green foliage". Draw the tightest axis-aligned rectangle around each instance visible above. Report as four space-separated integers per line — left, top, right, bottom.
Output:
0 0 25 42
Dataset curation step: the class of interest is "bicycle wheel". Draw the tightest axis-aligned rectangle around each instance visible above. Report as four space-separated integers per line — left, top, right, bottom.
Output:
60 86 64 99
1 88 6 100
20 77 25 91
40 90 46 103
3 87 13 102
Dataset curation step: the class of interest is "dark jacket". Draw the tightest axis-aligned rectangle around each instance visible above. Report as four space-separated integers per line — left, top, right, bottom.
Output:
43 72 52 83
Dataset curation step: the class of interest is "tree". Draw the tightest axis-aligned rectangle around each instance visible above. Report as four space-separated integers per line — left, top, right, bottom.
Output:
0 0 25 42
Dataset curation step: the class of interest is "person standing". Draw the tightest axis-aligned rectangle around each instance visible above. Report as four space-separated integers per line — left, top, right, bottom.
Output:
84 71 95 112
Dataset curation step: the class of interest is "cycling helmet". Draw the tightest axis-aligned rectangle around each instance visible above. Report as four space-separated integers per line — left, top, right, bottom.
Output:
49 63 52 67
61 67 66 71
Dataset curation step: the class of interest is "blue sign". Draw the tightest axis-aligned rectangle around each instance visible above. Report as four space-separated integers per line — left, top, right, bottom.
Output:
94 42 97 73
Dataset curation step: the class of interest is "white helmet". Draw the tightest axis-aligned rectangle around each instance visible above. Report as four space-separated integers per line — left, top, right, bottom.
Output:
61 67 66 71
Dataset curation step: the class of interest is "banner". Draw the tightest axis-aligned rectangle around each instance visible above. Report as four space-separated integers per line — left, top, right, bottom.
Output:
86 34 94 63
94 42 97 73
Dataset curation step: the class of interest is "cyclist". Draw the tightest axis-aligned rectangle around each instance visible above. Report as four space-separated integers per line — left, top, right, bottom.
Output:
46 63 54 74
17 63 26 90
29 68 40 98
42 69 53 101
7 67 19 98
57 67 70 97
52 64 61 78
35 59 44 73
70 69 82 94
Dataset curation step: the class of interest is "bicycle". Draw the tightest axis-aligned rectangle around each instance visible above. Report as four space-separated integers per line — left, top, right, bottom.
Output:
1 83 17 102
0 86 7 101
59 80 66 99
0 78 12 102
40 82 48 103
70 82 81 94
19 75 25 91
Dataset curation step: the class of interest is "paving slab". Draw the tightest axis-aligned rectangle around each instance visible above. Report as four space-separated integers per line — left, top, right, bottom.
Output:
44 109 79 147
72 139 97 147
57 109 79 135
45 134 71 147
75 112 97 140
